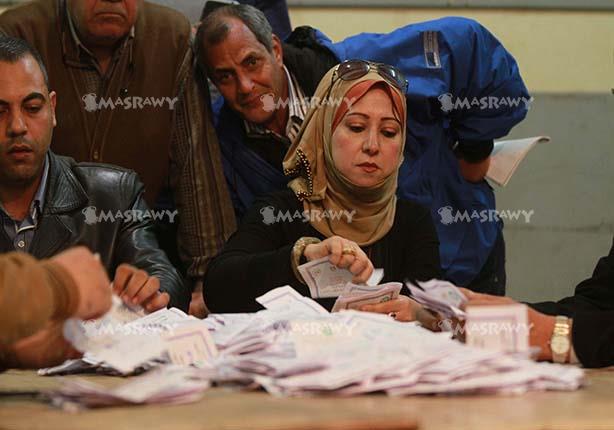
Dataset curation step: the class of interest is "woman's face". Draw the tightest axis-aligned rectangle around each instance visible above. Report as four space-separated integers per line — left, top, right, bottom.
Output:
331 87 403 188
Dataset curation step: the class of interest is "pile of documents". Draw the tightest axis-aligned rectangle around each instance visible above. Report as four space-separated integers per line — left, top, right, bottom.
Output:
45 283 584 407
50 366 211 410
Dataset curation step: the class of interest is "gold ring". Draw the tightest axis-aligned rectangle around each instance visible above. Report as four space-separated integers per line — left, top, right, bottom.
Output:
341 246 356 256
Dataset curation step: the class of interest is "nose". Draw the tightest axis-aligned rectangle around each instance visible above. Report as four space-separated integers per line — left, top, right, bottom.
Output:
236 72 255 96
7 110 27 138
362 127 380 155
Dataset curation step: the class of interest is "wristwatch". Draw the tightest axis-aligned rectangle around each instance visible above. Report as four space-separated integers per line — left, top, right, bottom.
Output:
550 316 571 363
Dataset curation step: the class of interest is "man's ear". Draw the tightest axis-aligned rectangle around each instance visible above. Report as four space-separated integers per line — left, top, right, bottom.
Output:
271 34 283 66
49 90 57 127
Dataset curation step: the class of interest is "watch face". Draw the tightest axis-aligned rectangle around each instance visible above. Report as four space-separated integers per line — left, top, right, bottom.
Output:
551 336 571 354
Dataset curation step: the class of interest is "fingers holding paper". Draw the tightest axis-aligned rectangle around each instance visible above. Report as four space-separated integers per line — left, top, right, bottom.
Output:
113 264 169 313
303 236 374 283
360 295 422 322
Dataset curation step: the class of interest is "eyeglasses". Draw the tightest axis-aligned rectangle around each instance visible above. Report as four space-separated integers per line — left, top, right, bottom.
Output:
332 60 408 93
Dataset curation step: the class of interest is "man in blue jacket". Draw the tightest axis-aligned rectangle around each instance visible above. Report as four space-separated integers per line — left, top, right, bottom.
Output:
196 4 531 295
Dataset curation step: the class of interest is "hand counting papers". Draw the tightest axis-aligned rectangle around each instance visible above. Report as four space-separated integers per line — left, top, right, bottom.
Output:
407 279 467 319
55 295 218 375
298 256 384 298
331 282 402 312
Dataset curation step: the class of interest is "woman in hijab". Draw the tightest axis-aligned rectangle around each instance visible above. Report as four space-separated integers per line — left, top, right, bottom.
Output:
204 60 441 314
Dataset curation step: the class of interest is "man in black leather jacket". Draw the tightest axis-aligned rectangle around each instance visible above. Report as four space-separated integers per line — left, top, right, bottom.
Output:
0 36 189 311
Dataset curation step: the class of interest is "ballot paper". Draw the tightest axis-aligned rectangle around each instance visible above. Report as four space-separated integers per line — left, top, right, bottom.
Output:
465 304 530 353
50 366 211 409
48 285 583 407
407 279 467 319
331 282 402 312
487 136 550 187
164 322 218 367
298 256 384 298
60 296 200 374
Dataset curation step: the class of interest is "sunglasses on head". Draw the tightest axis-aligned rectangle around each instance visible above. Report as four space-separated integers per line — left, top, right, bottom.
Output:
332 60 408 93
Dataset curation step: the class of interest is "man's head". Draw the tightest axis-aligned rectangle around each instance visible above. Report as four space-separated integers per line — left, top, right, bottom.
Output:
197 4 286 126
0 36 56 188
67 0 142 48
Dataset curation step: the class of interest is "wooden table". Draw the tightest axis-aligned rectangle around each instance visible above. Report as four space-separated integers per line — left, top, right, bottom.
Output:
1 368 613 430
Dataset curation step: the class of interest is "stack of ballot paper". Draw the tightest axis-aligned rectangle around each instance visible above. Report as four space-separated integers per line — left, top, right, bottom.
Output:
298 256 384 298
200 286 583 396
406 279 467 319
48 285 583 406
50 296 218 375
50 366 211 410
331 282 402 312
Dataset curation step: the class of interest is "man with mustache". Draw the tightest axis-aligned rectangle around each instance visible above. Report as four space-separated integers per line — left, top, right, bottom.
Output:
197 4 530 295
0 35 188 312
0 0 237 312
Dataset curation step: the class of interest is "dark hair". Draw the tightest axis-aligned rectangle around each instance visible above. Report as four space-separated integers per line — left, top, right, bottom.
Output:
195 4 273 71
0 35 50 90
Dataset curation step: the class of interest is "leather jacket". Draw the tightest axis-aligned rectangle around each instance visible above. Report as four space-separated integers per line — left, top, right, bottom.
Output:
0 152 190 311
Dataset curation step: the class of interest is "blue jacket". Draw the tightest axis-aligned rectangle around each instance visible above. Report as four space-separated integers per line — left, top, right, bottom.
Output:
213 17 530 286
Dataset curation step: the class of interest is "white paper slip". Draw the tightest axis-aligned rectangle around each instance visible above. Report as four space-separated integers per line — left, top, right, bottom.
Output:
256 286 328 316
487 136 550 187
164 322 218 367
331 282 402 312
51 365 211 408
465 304 530 353
298 257 354 298
298 256 384 298
407 279 467 319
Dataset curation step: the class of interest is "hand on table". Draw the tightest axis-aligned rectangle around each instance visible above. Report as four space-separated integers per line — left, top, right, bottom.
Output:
303 235 374 284
113 264 169 313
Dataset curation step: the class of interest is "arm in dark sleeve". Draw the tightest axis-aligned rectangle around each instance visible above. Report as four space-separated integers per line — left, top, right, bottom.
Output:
204 195 308 313
530 238 614 316
572 311 614 368
404 202 442 283
113 175 190 311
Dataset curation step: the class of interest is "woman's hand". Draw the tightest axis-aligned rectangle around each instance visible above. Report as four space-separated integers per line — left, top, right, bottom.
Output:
303 235 374 283
360 295 422 322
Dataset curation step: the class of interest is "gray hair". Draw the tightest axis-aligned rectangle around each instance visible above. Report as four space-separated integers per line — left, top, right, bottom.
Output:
196 4 274 70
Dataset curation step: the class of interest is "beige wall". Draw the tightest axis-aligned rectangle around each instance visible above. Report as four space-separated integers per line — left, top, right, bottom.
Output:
3 5 612 92
289 8 614 94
